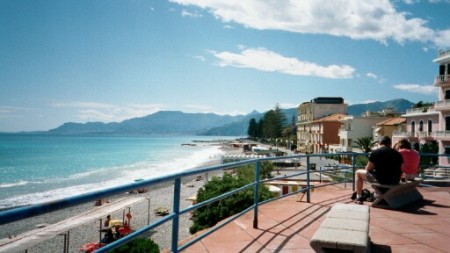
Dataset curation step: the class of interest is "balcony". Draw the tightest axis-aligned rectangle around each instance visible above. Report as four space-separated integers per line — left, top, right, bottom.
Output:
393 131 434 140
404 106 437 115
434 75 450 86
434 99 450 111
184 185 450 253
431 131 450 140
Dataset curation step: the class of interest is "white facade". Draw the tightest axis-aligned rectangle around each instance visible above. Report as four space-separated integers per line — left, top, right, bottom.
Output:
338 116 388 152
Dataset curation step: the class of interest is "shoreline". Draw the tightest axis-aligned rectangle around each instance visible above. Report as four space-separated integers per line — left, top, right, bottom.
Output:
0 143 243 253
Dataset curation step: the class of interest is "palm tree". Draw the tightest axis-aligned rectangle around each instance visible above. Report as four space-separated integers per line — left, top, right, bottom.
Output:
353 137 376 153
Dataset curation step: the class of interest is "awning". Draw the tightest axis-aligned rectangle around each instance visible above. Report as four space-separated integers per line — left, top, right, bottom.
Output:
375 127 383 134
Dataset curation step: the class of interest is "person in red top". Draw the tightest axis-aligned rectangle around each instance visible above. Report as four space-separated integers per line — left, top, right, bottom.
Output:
396 139 420 181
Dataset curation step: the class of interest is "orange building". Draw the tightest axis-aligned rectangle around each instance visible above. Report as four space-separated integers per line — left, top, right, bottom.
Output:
310 113 346 154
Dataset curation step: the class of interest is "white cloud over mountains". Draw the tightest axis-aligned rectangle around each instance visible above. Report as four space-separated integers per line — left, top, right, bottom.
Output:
171 0 450 47
212 48 355 79
51 102 166 123
393 84 436 94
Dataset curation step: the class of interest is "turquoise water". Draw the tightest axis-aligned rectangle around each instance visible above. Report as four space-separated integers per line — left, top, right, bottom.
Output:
0 134 231 209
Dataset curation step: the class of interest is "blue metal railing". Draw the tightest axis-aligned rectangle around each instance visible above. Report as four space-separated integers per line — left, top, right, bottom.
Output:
0 152 447 252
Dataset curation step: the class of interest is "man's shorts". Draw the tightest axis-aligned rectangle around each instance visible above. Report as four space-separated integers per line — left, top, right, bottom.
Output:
366 171 377 183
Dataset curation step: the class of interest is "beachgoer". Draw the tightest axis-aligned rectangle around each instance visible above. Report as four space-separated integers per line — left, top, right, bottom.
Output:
104 215 111 227
354 136 403 204
396 139 420 181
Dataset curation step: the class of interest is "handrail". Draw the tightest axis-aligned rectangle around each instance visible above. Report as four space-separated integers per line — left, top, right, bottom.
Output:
0 152 447 252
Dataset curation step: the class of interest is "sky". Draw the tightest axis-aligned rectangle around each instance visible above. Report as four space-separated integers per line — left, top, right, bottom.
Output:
1 0 450 132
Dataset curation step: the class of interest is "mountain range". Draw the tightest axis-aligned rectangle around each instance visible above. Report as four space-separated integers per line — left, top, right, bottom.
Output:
48 99 414 136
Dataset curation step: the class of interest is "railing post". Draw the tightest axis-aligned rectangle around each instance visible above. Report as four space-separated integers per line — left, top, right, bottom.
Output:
253 161 260 229
306 155 310 203
352 154 356 191
171 178 181 253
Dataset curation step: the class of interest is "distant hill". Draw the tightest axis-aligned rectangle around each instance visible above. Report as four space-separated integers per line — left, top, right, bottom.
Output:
49 111 247 135
48 99 415 136
199 108 297 136
347 98 414 116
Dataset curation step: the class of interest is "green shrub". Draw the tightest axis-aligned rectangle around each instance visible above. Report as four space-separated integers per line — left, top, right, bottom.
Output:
355 155 368 167
189 170 272 234
111 238 159 253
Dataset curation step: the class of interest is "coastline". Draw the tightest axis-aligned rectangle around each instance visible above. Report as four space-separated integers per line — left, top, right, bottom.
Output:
0 142 243 253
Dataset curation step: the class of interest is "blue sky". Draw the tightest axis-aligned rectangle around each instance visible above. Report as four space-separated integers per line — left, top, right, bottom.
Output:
1 0 450 132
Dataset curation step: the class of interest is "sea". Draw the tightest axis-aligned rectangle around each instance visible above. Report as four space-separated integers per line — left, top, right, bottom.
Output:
0 134 236 210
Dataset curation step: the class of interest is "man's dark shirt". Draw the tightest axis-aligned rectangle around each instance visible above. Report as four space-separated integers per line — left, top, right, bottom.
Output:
369 146 403 184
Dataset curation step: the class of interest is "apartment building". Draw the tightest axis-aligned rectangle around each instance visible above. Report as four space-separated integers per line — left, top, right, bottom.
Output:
297 97 347 153
310 113 346 153
334 115 389 153
393 50 450 165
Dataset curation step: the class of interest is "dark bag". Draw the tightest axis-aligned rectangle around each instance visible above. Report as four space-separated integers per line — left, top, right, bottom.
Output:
351 188 374 201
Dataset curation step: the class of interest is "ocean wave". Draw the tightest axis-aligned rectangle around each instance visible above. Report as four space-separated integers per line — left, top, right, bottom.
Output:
0 180 30 188
0 144 225 209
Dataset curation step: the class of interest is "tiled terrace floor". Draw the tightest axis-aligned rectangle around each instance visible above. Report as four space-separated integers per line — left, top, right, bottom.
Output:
181 183 450 253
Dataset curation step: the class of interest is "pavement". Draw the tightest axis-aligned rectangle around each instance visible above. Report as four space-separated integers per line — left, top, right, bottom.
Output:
180 183 450 253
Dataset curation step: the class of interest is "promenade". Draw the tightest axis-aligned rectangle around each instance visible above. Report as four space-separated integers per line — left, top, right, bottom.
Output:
180 183 450 253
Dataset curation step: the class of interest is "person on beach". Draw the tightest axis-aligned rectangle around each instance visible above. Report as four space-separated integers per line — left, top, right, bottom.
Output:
395 139 420 181
354 136 403 204
104 215 111 227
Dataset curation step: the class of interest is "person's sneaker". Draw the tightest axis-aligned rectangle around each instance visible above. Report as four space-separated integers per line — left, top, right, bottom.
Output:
354 197 364 204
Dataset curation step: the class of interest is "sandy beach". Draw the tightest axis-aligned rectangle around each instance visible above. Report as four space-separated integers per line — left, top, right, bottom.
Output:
0 143 243 253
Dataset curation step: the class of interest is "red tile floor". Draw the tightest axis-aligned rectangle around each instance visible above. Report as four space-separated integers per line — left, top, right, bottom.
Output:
180 183 450 253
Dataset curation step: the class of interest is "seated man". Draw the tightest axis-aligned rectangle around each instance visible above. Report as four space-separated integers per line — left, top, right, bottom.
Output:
354 136 403 204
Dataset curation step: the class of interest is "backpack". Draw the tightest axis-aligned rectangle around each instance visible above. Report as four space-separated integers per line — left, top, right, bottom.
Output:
351 189 375 202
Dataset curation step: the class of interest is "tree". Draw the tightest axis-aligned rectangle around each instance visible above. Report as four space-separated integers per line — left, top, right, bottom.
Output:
413 101 434 108
353 137 376 153
247 118 258 138
261 104 288 139
273 103 287 137
189 169 272 234
420 141 438 166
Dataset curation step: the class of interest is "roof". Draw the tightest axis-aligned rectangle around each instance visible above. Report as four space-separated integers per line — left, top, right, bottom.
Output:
375 117 406 126
312 113 347 123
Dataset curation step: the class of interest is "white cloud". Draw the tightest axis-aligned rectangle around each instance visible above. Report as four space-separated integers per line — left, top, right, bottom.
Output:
278 103 299 109
193 55 206 61
51 101 165 123
401 0 419 4
170 0 448 47
181 9 202 18
366 73 378 79
393 84 436 94
182 104 245 115
212 47 355 79
429 0 450 3
0 106 29 119
366 72 386 83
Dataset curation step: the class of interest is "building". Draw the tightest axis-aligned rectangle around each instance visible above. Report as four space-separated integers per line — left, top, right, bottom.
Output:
374 117 406 141
393 50 450 165
332 115 390 153
310 113 346 153
297 97 347 153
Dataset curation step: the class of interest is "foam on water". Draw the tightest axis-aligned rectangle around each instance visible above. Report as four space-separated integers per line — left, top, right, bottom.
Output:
0 137 227 210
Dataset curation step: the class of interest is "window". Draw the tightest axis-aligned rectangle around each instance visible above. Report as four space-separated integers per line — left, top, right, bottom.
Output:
446 117 450 131
411 121 415 133
428 120 432 132
445 147 450 155
419 120 424 132
446 90 450 100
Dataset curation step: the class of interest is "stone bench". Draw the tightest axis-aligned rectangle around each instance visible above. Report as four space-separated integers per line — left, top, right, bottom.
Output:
310 203 370 253
371 180 423 209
